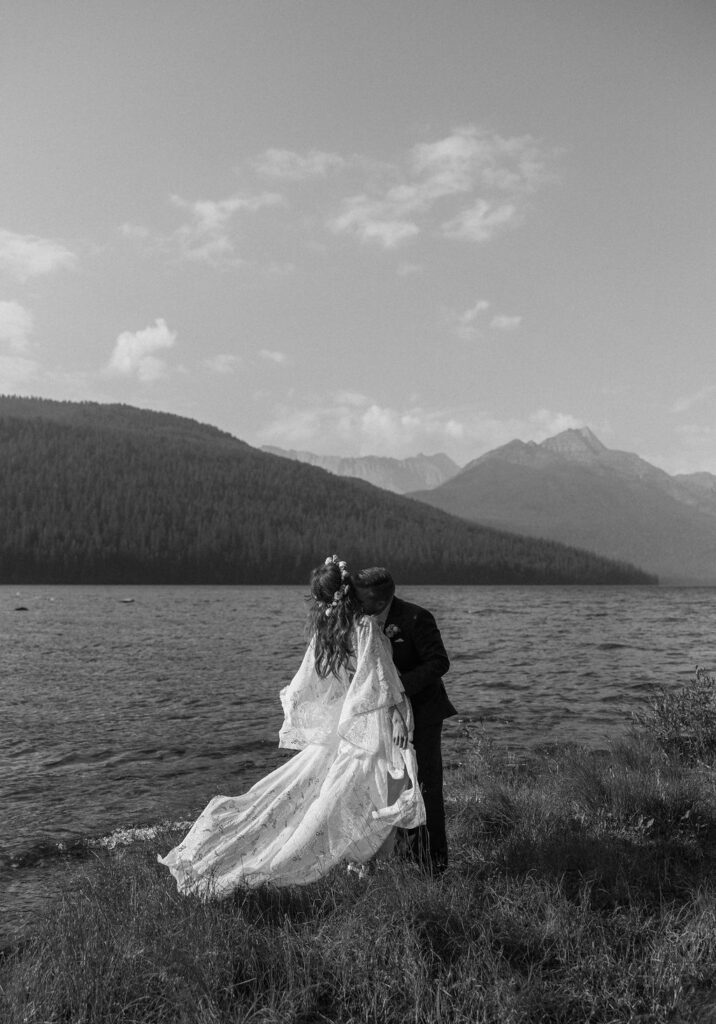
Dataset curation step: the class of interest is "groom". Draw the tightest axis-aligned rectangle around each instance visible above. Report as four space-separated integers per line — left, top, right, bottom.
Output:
353 567 456 872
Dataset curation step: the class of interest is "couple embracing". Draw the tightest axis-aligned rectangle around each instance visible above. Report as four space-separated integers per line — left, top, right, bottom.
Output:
159 558 456 894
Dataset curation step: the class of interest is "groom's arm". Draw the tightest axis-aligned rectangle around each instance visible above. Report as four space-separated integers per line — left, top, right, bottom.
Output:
398 608 450 698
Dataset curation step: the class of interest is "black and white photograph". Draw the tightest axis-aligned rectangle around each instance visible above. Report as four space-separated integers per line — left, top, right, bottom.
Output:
2 2 715 1021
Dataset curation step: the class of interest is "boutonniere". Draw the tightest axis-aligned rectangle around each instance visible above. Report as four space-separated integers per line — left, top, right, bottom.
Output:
384 624 401 640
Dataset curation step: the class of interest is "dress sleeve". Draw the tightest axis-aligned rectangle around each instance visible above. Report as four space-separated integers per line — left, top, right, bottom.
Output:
337 617 413 752
278 641 346 750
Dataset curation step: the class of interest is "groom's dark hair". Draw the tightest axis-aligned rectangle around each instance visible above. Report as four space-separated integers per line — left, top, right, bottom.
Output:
353 566 395 593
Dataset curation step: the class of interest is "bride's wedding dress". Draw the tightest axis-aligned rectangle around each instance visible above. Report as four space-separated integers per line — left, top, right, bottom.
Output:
158 616 424 893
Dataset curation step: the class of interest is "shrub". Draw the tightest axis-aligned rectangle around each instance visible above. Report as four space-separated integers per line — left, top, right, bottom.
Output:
635 667 716 767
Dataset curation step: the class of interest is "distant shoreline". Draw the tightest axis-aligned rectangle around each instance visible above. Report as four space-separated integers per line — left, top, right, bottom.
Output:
10 579 716 591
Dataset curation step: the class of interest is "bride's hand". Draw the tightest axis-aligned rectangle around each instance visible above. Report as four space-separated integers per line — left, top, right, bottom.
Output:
391 709 408 749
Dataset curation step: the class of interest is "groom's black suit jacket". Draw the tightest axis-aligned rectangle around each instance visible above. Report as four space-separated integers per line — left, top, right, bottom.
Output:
384 596 456 730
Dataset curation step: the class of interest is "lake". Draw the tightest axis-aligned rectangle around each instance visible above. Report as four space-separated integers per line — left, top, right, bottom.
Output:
2 583 715 943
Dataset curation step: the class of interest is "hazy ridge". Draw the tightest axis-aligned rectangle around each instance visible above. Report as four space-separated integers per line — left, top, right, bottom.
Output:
261 446 459 494
410 427 716 584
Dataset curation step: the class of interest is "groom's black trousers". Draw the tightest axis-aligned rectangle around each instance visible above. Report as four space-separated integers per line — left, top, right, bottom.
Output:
400 721 447 868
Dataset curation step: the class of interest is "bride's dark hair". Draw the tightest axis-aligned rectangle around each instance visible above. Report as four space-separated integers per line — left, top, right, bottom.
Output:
308 556 361 678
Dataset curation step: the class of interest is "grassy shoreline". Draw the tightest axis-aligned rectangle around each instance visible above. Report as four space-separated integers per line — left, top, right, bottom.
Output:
2 682 716 1023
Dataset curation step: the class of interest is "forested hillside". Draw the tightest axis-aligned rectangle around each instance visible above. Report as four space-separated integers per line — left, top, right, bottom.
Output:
0 397 657 585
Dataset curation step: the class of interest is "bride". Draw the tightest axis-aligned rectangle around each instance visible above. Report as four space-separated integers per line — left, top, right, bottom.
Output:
158 555 425 894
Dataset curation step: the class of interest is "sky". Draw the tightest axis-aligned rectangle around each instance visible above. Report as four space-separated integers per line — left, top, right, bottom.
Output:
1 0 715 474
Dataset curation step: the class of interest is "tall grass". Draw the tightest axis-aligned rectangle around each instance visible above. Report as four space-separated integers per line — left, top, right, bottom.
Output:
633 667 716 767
2 671 716 1023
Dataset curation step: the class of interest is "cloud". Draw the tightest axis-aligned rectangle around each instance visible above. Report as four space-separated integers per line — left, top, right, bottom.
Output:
259 348 287 364
411 127 551 198
0 229 77 281
123 193 285 268
449 301 522 339
328 195 420 248
328 125 555 249
453 298 490 340
253 148 345 180
528 409 583 436
118 126 554 267
670 385 716 415
359 403 407 441
461 299 490 321
355 403 469 447
441 200 519 242
172 193 283 233
490 314 522 331
108 318 177 382
257 394 416 452
258 390 583 463
204 353 242 374
169 192 284 266
0 300 34 351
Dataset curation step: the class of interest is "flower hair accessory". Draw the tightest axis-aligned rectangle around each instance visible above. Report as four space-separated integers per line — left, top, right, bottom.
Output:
323 555 351 616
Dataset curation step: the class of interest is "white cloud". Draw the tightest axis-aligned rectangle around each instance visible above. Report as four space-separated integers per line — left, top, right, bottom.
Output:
528 409 583 437
124 193 285 267
108 318 177 382
172 193 283 233
259 348 287 364
409 134 482 196
490 314 522 331
453 298 490 340
328 195 419 248
0 229 76 281
169 192 284 266
359 403 403 441
442 200 519 242
118 127 554 266
328 125 555 249
0 300 34 351
464 299 491 319
411 127 552 198
258 391 584 462
670 385 716 415
253 148 345 180
205 353 242 374
258 393 475 454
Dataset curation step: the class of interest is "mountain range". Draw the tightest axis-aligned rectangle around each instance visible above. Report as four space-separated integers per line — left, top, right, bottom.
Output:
261 446 459 494
410 427 716 585
0 398 652 585
266 427 716 584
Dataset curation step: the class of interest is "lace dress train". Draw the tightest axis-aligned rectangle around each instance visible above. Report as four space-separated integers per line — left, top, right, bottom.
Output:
158 617 424 894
